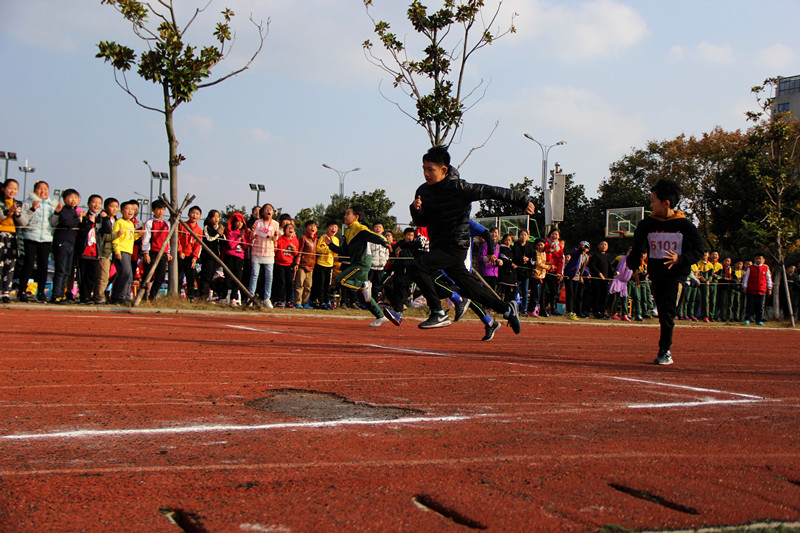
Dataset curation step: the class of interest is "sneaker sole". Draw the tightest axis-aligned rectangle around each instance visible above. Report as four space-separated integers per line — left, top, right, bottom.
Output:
382 308 402 326
418 319 451 329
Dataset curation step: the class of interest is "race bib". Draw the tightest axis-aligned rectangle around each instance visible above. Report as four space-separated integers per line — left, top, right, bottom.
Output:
648 232 683 259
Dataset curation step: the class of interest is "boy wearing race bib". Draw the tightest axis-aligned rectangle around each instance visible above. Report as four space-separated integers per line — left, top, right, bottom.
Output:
628 179 705 365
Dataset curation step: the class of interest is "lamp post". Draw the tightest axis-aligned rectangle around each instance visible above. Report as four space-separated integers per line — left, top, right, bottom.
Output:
249 183 266 206
1 152 18 189
321 163 360 200
523 134 566 199
144 160 169 208
18 160 35 198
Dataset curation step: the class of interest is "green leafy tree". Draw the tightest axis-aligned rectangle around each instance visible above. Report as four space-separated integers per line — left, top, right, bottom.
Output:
96 0 267 293
319 189 397 234
745 78 800 319
363 0 515 148
294 203 327 229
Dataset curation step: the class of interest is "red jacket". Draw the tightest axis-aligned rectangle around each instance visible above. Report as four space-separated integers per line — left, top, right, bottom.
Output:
275 235 299 266
744 264 772 295
178 221 203 260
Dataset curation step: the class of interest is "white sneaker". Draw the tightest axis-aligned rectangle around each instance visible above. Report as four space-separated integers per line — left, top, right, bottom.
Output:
231 299 241 307
369 316 389 327
362 281 372 301
264 298 273 309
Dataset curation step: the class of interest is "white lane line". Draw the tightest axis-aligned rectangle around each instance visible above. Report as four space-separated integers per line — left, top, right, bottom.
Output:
627 399 765 409
227 324 283 334
1 415 470 441
610 376 765 399
363 344 451 357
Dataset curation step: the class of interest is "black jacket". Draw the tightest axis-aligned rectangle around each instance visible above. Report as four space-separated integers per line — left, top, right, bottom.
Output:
410 166 531 250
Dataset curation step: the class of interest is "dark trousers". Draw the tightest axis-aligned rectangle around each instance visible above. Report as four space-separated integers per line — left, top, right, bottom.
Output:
144 252 169 300
223 255 244 301
745 293 766 323
592 278 610 316
51 240 75 301
199 255 219 298
273 264 294 304
78 258 99 302
311 264 332 305
178 256 198 298
651 276 682 352
0 232 18 294
529 278 543 313
410 245 506 315
565 278 584 315
19 240 51 297
368 268 385 301
111 252 133 303
544 274 560 313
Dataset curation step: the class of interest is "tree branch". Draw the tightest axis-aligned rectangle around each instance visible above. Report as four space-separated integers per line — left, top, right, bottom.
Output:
197 15 268 89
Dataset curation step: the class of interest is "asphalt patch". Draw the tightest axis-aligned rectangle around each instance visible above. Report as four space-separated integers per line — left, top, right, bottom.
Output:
245 389 425 421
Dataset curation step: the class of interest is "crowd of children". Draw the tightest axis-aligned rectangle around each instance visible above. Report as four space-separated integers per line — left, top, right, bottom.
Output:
0 177 796 329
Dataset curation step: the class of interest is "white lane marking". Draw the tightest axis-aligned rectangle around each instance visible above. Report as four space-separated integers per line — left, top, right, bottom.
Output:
611 376 764 399
363 344 451 357
1 415 470 441
627 399 765 409
227 324 283 334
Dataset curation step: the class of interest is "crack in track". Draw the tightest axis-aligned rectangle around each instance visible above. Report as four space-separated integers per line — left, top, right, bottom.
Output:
412 494 487 530
609 483 699 515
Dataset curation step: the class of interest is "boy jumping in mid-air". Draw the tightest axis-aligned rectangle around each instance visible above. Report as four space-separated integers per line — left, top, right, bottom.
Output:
628 178 704 365
323 205 391 325
401 145 536 331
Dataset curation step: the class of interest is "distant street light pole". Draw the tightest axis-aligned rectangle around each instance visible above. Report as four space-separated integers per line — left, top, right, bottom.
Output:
1 152 18 190
523 134 566 201
249 183 266 206
18 160 36 199
144 160 170 211
321 163 360 200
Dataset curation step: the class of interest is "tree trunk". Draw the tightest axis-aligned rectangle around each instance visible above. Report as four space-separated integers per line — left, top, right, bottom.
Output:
164 87 180 295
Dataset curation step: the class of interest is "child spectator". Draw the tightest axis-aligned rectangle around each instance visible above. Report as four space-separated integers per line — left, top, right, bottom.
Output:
223 212 249 306
588 240 612 319
49 189 82 303
563 241 590 320
177 205 203 301
629 252 649 321
512 230 533 313
496 233 517 303
141 199 171 301
730 259 745 322
17 180 57 302
528 238 547 316
311 222 339 309
608 249 633 322
111 201 138 304
707 251 723 321
743 253 772 325
717 256 733 322
368 222 390 302
0 179 21 303
76 194 103 304
324 205 391 325
294 220 318 309
543 229 565 316
628 179 705 365
200 209 224 301
248 203 279 308
694 251 714 322
92 198 119 305
477 227 500 291
272 223 299 308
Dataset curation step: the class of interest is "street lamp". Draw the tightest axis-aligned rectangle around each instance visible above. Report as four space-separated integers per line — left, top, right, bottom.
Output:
523 134 566 199
144 160 169 207
1 151 18 191
249 183 266 206
321 163 360 200
18 160 35 198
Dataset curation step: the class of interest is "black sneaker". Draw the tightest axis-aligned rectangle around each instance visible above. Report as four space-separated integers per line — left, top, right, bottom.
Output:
18 293 28 303
654 350 673 365
482 320 501 341
503 301 521 334
453 298 470 322
418 313 451 329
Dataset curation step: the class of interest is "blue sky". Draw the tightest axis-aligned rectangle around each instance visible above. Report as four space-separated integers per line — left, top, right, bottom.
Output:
1 0 799 225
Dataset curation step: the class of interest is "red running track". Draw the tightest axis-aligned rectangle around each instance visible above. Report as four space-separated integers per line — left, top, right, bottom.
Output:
0 307 799 532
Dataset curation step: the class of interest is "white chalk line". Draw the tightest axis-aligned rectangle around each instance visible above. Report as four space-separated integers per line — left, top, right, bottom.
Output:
611 376 765 399
362 344 452 357
627 399 766 409
2 451 799 478
1 414 471 441
226 324 283 334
